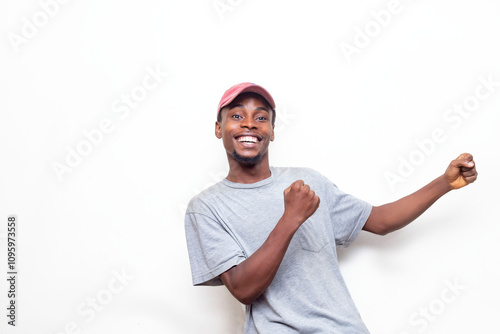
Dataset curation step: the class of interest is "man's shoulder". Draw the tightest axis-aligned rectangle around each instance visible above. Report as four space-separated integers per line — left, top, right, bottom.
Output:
186 181 225 214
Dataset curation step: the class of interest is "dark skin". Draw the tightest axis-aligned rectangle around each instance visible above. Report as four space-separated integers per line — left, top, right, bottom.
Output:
215 94 478 305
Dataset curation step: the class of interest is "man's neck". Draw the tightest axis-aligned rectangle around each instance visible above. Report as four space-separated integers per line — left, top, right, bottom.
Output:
226 156 271 184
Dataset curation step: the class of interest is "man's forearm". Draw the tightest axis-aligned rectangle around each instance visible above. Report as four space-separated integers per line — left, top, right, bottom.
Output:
364 175 452 235
220 216 298 305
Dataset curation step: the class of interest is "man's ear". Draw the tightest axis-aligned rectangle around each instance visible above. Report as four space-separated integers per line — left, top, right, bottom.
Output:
215 121 222 139
271 125 275 142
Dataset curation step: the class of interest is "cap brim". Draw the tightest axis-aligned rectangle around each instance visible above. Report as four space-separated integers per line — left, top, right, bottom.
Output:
217 83 276 117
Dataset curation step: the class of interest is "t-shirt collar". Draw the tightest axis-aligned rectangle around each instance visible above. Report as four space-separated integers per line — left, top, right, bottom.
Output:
221 167 276 189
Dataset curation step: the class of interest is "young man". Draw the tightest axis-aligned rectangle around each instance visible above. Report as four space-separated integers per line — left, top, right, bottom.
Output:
184 82 478 333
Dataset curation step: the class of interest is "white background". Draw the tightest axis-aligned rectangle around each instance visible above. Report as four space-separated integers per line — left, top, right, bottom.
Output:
1 0 499 333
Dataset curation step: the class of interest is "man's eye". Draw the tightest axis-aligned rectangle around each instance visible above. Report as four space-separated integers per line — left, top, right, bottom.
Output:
256 116 267 121
231 115 242 119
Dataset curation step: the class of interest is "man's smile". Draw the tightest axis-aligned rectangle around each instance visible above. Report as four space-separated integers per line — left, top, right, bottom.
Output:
237 136 259 143
234 134 263 148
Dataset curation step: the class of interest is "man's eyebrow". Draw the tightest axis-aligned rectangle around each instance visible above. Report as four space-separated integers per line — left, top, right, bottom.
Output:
229 103 244 110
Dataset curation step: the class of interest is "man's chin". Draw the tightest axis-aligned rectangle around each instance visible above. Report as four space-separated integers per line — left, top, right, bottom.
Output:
232 150 262 165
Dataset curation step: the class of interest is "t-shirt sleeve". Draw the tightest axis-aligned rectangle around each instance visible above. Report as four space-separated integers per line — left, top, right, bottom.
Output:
325 182 373 248
184 207 247 286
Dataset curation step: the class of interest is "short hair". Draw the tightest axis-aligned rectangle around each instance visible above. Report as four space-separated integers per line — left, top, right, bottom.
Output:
217 92 276 126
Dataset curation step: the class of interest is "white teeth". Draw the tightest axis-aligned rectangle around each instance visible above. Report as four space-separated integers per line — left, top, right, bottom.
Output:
238 136 258 143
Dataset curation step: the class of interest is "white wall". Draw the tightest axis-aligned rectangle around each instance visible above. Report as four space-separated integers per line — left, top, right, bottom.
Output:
1 0 499 333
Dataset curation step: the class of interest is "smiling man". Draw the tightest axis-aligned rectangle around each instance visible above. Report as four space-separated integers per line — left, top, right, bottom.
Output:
184 82 478 333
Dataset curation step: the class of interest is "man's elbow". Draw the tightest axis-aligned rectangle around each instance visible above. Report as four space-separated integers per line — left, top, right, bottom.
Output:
235 293 256 306
225 285 258 305
220 271 258 305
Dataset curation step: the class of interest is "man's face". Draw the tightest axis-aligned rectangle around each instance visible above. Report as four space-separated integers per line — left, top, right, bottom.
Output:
215 93 274 166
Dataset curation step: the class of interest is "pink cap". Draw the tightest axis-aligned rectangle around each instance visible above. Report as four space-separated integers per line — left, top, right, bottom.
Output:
217 82 276 118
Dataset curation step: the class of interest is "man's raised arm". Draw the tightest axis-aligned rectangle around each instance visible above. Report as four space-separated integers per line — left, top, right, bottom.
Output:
363 153 478 236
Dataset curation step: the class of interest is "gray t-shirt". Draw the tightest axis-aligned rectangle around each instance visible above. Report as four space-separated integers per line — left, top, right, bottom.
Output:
185 167 372 333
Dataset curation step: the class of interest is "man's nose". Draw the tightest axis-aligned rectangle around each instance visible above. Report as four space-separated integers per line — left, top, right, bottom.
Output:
241 116 257 129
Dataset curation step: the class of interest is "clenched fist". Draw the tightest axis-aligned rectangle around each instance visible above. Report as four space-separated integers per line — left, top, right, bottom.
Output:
444 153 478 190
282 180 320 229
